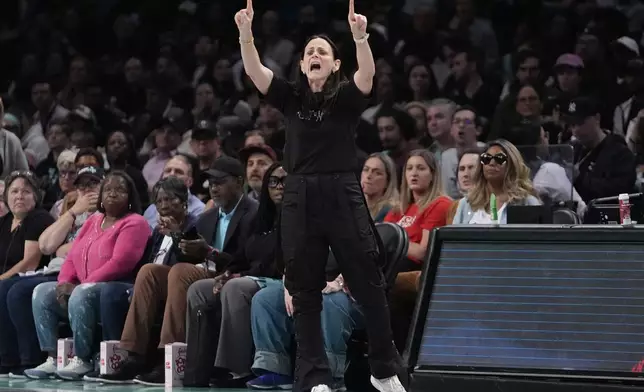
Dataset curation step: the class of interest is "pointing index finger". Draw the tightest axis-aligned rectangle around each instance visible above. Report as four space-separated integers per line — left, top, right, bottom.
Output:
247 0 253 11
349 0 355 17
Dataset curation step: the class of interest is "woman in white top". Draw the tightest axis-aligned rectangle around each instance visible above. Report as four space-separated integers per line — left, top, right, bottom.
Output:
452 139 540 224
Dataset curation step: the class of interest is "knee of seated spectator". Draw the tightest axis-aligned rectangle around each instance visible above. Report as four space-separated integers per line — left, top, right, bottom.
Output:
0 278 15 301
321 294 353 324
135 264 167 285
167 263 198 290
220 277 247 298
6 279 28 305
252 284 282 306
32 282 57 308
68 283 98 311
100 283 130 307
186 281 200 302
168 262 195 280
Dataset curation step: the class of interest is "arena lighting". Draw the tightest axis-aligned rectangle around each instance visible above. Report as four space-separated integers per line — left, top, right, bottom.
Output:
406 225 644 391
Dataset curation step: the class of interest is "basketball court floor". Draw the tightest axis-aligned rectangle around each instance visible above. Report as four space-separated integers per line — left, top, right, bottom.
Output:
0 379 250 392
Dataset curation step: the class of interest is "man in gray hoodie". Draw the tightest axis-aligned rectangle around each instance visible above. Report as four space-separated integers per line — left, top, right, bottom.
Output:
0 98 30 178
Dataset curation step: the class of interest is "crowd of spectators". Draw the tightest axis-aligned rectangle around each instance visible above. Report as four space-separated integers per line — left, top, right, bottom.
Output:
0 0 643 390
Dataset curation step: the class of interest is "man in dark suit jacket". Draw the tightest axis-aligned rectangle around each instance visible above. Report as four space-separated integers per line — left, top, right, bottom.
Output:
98 157 258 385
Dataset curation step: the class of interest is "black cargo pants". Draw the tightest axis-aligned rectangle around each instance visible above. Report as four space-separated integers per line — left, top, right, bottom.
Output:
281 173 400 392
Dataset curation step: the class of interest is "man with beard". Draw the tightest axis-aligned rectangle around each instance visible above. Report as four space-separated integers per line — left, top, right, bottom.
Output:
238 144 277 201
376 106 421 183
443 44 499 125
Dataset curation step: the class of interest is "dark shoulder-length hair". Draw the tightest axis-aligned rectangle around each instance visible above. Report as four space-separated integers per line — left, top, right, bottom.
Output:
97 170 142 215
254 162 283 235
106 129 141 169
294 35 348 105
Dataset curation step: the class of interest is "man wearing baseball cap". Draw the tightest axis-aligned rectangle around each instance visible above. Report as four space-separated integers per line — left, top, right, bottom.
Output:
238 144 277 201
553 54 584 97
561 96 636 203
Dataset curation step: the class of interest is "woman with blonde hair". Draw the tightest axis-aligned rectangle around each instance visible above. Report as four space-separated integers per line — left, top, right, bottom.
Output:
361 152 399 222
452 139 540 224
384 149 451 350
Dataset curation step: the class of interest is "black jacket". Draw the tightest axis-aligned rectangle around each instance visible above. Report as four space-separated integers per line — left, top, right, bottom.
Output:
197 194 258 273
573 134 636 202
132 212 202 279
238 230 282 279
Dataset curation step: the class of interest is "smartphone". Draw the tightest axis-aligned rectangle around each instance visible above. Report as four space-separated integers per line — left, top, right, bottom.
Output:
181 226 200 241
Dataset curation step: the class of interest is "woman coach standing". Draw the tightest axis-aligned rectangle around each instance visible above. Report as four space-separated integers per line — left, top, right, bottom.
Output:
235 1 405 392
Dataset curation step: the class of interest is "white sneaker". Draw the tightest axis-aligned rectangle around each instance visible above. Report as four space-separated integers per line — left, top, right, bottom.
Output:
370 375 407 392
24 357 57 380
311 385 333 392
56 356 93 381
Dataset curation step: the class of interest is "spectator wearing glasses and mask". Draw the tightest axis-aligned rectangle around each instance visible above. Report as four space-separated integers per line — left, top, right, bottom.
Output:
58 148 105 217
441 106 485 199
39 166 104 263
452 139 540 224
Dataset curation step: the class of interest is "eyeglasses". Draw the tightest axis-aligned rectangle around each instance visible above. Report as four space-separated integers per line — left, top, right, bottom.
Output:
480 152 508 166
268 176 286 189
77 180 100 192
9 171 34 178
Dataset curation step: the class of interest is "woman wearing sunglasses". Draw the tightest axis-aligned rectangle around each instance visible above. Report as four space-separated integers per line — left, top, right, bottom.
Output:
452 139 540 224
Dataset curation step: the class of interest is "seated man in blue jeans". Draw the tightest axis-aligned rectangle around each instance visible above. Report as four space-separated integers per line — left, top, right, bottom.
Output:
247 270 363 391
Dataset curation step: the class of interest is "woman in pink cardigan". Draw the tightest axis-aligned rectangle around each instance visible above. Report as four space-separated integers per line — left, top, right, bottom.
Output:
25 171 151 381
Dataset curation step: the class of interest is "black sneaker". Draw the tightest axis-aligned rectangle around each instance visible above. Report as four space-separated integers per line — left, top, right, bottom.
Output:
211 374 254 388
133 365 164 386
98 357 144 384
0 366 12 378
83 370 101 382
83 353 101 382
8 366 29 379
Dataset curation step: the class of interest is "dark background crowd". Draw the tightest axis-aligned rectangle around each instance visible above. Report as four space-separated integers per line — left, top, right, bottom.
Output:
2 0 644 207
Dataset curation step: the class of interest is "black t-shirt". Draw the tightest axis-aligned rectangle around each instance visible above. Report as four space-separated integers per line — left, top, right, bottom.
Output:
264 76 369 174
0 209 55 275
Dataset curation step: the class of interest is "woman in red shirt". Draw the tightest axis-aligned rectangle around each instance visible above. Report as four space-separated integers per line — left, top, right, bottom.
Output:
384 149 451 350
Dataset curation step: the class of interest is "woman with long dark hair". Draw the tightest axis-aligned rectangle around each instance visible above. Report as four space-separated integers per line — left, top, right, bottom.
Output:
236 1 405 391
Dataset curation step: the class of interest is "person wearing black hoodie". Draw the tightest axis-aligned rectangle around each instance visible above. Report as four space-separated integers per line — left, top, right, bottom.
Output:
561 96 636 203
